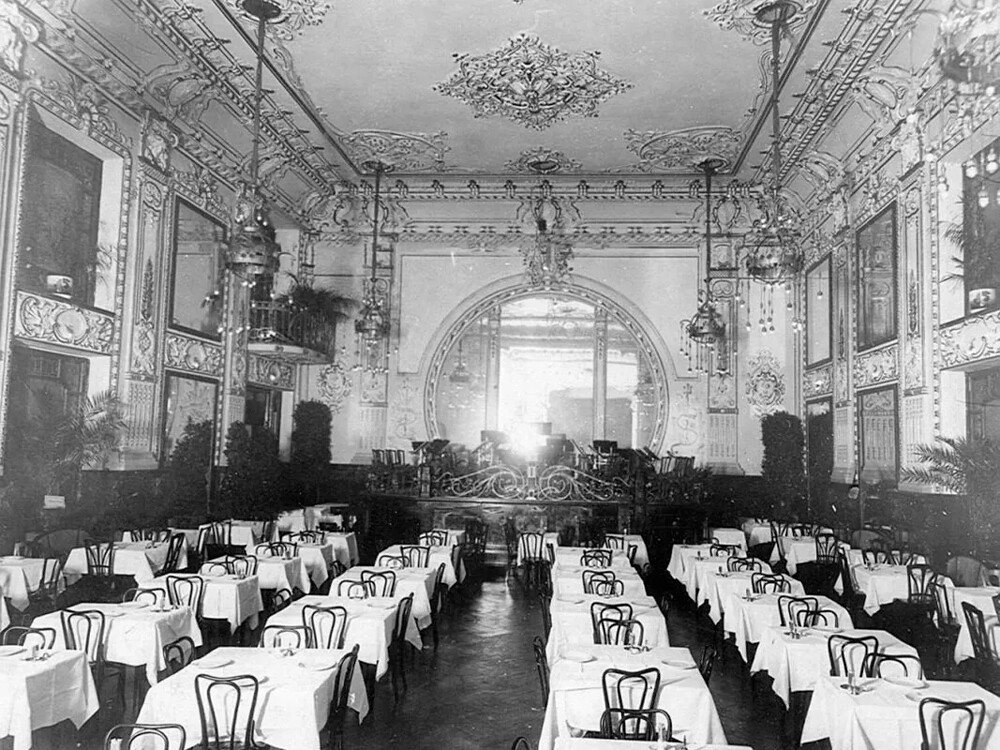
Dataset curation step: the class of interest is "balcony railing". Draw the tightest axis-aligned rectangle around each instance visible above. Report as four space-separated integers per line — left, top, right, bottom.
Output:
249 300 336 358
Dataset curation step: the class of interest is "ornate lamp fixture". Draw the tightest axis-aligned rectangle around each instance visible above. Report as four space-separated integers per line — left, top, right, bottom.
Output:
448 339 472 385
935 0 999 98
523 216 574 288
742 1 804 294
355 160 392 355
681 157 727 374
227 0 282 279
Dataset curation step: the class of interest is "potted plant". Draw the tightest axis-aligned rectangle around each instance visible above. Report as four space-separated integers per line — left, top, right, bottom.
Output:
900 436 1000 558
291 400 332 506
760 411 807 519
218 421 286 520
944 205 1000 314
274 280 355 355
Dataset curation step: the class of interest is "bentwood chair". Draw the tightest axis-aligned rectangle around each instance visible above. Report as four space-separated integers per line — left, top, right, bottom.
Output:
601 667 661 714
194 673 261 749
532 635 549 706
591 602 633 643
582 570 616 595
259 625 311 649
28 556 65 611
224 555 258 577
419 530 448 546
429 562 447 648
864 652 924 679
389 593 414 702
599 618 644 646
61 609 107 683
375 554 407 570
798 608 841 628
323 644 360 750
907 564 939 612
361 569 397 597
709 543 740 558
862 549 890 566
510 738 534 750
517 532 547 588
961 601 1000 690
581 549 613 568
83 539 117 596
400 545 431 568
166 574 205 615
728 556 762 572
104 724 186 750
777 595 818 628
593 579 625 597
1 626 56 649
158 533 186 576
752 572 790 595
539 592 552 637
302 604 348 649
599 707 673 741
918 697 986 750
122 588 160 606
827 633 879 678
162 636 196 677
337 579 375 599
814 533 841 565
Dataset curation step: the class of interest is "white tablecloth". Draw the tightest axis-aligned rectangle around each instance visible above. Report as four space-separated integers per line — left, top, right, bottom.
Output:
380 543 463 586
750 626 918 707
137 646 369 750
33 601 202 685
297 541 334 587
0 556 46 610
0 598 7 631
952 586 1000 663
545 593 667 663
552 547 633 573
64 541 187 585
538 645 727 750
698 567 782 622
229 555 310 594
603 535 651 568
555 740 751 750
853 564 912 615
140 573 263 633
553 568 646 599
801 674 1000 750
0 649 99 750
268 594 419 679
326 532 359 567
709 528 747 549
229 520 265 554
335 566 434 630
723 592 851 661
745 523 773 547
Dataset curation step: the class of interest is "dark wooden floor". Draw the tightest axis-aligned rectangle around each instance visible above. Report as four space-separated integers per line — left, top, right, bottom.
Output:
24 567 794 750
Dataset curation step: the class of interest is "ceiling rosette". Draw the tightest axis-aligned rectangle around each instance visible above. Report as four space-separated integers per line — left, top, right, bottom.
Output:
504 147 583 174
704 0 817 44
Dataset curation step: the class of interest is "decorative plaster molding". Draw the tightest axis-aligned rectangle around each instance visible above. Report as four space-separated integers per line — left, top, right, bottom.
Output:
227 0 332 42
171 166 228 220
939 312 1000 369
342 130 449 173
248 355 295 390
140 111 177 173
709 371 737 410
0 0 39 76
33 74 128 147
14 291 114 354
144 59 220 129
434 34 633 130
704 0 817 44
317 360 352 414
622 126 741 173
745 349 785 416
164 332 224 376
805 363 833 399
504 147 583 174
853 343 898 388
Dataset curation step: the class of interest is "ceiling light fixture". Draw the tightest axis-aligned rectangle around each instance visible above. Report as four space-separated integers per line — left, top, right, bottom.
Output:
355 160 393 363
226 0 283 280
935 0 999 99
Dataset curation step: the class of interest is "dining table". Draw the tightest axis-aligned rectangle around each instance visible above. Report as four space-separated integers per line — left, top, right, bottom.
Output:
551 566 647 600
554 740 752 750
0 555 47 610
545 592 667 663
852 563 917 615
722 591 852 661
63 539 186 585
326 531 360 567
697 566 785 623
379 543 464 586
136 646 369 750
219 553 311 594
709 527 747 549
266 594 420 680
538 644 728 750
32 599 202 685
552 547 633 571
800 673 1000 750
0 646 99 750
951 585 1000 663
334 566 434 629
750 625 919 707
139 572 264 633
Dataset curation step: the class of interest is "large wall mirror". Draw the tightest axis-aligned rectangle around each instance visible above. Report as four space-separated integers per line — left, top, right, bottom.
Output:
170 200 226 338
429 290 665 452
161 372 218 463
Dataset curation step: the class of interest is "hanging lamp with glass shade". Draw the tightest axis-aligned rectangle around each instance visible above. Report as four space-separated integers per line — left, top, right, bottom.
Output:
742 0 805 327
226 0 283 279
934 0 999 99
354 160 392 346
681 157 727 374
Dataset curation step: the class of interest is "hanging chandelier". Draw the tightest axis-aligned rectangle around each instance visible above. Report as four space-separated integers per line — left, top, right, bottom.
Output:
448 339 472 385
681 158 727 374
354 160 392 344
742 0 804 288
226 0 282 279
523 217 574 288
934 0 999 98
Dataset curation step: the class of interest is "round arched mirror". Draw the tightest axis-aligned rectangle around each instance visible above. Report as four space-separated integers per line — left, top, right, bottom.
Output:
428 290 665 452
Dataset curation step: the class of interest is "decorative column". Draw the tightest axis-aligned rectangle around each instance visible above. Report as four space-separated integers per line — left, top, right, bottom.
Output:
706 277 741 473
593 307 608 439
484 306 502 430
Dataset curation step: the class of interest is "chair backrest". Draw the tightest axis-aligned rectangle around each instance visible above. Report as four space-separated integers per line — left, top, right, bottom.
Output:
166 575 205 615
392 593 414 647
61 609 106 664
224 555 257 577
510 738 533 750
255 542 297 559
337 579 374 599
864 652 924 679
539 592 552 634
599 618 644 646
104 723 186 750
162 636 196 676
39 556 64 592
600 707 673 741
994 593 1000 623
752 572 790 594
270 588 293 613
601 667 661 712
162 533 185 574
287 530 324 545
604 534 626 550
361 569 397 597
419 530 448 546
200 562 230 577
582 569 615 594
934 579 958 628
836 548 857 598
947 556 986 588
330 645 360 728
431 562 447 614
908 564 938 606
814 533 840 564
302 604 348 649
194 673 259 750
124 588 160 606
2 626 56 649
728 556 762 572
532 634 549 705
593 579 625 597
709 543 740 558
259 625 311 649
891 548 918 566
84 540 115 577
582 549 613 568
375 554 407 570
400 545 430 568
827 633 879 677
799 608 841 628
590 602 633 642
517 532 545 562
862 549 890 566
777 595 818 627
961 601 996 662
919 697 986 750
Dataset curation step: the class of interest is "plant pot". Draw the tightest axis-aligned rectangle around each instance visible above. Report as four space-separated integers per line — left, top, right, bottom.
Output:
969 287 997 313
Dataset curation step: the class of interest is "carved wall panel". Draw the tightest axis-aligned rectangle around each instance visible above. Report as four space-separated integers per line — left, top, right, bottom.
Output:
123 379 155 453
316 361 352 414
805 363 833 399
899 392 930 481
247 355 295 390
834 405 853 472
359 403 388 451
164 332 224 377
745 349 785 417
852 343 898 389
938 312 1000 369
14 290 114 353
706 412 739 471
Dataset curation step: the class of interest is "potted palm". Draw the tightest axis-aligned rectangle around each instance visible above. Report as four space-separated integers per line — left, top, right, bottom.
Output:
945 206 1000 314
900 436 1000 558
274 280 355 355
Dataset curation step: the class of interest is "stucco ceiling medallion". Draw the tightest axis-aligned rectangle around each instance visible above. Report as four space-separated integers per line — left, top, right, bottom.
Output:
434 34 633 130
704 0 816 44
623 126 742 172
505 147 583 174
228 0 332 41
342 130 450 173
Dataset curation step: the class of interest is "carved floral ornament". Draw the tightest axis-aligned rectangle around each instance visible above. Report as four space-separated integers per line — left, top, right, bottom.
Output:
342 130 449 173
0 0 39 76
434 34 633 130
623 126 742 173
745 349 786 416
228 0 332 42
704 0 817 43
505 147 583 174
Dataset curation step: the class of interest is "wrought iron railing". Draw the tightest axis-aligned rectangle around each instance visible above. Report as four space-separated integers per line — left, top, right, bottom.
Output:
248 300 336 357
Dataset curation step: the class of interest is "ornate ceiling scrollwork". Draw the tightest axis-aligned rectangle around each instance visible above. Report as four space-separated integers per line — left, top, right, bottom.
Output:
434 34 633 130
704 0 817 44
505 147 583 174
227 0 333 42
342 130 450 173
621 126 742 173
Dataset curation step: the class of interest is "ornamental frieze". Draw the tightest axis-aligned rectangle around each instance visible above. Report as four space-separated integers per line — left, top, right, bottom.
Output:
939 311 1000 369
805 363 833 399
14 291 114 354
852 343 898 388
164 332 223 376
248 355 295 390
